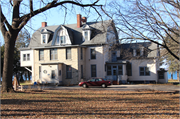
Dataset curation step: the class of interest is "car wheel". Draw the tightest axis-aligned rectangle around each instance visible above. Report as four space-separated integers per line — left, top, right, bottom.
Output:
83 84 87 88
101 84 107 88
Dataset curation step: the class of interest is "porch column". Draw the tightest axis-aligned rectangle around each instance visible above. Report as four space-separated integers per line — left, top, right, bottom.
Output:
123 64 126 76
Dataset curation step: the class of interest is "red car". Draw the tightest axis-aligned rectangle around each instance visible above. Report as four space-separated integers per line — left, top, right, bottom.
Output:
79 78 111 88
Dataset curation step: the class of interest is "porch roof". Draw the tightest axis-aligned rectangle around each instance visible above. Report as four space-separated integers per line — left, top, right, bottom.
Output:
106 61 127 65
40 62 63 65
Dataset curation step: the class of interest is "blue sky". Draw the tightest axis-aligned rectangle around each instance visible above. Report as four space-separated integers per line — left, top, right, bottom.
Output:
0 0 109 45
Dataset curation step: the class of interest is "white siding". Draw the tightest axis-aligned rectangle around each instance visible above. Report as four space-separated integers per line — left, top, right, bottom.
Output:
20 50 33 67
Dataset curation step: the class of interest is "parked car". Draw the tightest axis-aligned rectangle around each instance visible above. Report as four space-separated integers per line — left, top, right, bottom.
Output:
79 78 111 88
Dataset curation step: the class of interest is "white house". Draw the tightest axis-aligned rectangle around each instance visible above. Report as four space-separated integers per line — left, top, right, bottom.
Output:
19 14 167 85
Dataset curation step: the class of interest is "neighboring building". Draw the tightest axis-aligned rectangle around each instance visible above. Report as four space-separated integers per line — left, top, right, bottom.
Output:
19 14 167 85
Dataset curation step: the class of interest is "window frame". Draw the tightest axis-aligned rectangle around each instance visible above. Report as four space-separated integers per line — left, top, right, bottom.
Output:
91 64 97 77
50 48 58 60
23 54 26 61
39 49 44 61
139 67 150 76
60 36 66 44
41 34 47 44
81 47 83 60
90 48 96 60
66 48 71 59
66 65 72 79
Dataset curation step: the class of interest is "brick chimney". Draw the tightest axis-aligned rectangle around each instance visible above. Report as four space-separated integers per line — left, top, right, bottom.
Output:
81 17 87 23
77 14 82 28
42 22 47 27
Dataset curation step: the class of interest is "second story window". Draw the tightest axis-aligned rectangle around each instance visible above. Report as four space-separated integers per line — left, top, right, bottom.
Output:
27 54 30 61
50 48 57 60
23 54 26 61
81 48 83 60
23 54 30 61
90 48 96 59
39 49 44 60
66 48 71 59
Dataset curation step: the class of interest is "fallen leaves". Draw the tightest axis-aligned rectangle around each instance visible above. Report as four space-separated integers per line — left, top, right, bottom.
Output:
1 89 180 118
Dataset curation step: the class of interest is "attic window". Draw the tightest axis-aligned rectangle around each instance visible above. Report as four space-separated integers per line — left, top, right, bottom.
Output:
60 36 66 44
84 31 88 40
41 34 47 44
42 34 46 43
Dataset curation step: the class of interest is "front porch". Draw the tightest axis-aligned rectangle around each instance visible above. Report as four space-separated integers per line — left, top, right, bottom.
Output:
105 61 128 84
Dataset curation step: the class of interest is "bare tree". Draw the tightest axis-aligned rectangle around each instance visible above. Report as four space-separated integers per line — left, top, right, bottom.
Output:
106 0 180 60
0 0 103 92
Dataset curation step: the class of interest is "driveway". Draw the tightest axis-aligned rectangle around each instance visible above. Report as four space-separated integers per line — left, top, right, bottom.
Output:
20 84 180 92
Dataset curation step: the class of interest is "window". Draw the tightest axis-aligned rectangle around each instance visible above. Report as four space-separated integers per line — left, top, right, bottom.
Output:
39 49 44 60
84 31 88 41
90 48 96 59
81 48 83 60
23 54 26 61
59 70 61 76
60 36 66 44
91 65 96 77
107 66 112 75
133 49 136 56
51 70 56 79
27 54 30 61
23 54 30 61
39 66 41 79
158 71 164 79
81 65 83 78
136 49 140 56
118 65 123 75
126 63 132 76
56 36 60 45
140 48 144 56
66 48 71 59
50 48 57 60
42 34 46 44
66 65 72 79
140 67 150 76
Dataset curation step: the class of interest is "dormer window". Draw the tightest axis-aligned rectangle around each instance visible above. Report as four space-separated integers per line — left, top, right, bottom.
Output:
60 36 66 44
42 34 46 43
84 31 88 41
41 28 51 44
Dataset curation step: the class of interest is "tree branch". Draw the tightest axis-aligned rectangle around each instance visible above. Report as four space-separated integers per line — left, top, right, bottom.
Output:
18 0 102 30
0 5 12 32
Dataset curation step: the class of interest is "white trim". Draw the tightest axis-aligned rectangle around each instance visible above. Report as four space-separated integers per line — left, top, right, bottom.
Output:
25 67 32 73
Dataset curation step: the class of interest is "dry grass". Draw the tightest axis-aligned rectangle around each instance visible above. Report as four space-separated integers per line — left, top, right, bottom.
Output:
1 89 180 118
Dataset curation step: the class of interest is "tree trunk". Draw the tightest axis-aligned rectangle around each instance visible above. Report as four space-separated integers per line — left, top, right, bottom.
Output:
177 71 179 81
28 71 31 81
1 33 17 93
171 73 173 79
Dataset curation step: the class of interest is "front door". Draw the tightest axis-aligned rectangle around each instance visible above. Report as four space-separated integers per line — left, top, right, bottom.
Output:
112 66 117 81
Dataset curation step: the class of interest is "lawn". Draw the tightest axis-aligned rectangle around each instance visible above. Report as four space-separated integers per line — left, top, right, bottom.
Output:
1 89 180 118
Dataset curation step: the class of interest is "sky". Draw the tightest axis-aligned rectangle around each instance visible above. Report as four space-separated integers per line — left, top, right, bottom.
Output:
0 0 109 46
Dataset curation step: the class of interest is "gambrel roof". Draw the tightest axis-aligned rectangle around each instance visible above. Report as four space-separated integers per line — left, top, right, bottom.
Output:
28 20 116 48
